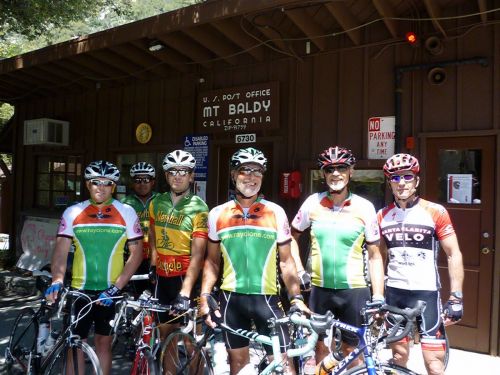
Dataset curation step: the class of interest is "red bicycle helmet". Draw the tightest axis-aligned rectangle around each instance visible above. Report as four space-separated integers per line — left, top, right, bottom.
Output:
317 146 356 169
383 153 420 177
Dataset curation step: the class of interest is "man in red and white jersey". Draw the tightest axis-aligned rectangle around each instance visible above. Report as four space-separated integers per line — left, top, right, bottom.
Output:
377 153 464 375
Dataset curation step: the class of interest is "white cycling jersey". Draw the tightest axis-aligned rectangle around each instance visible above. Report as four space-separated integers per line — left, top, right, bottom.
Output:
377 197 455 291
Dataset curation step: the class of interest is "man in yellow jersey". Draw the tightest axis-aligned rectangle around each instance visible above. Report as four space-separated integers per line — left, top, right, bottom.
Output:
46 160 143 375
148 150 209 374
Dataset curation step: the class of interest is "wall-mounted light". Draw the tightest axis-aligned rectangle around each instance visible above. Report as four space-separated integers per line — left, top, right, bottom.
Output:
148 40 166 52
405 31 418 46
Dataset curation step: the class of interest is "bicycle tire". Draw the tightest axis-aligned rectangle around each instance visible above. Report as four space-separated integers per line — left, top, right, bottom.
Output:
161 330 214 375
42 339 103 375
6 307 38 374
343 363 420 375
131 349 159 375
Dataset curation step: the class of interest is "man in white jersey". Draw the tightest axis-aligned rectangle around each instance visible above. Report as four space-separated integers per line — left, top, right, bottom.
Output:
378 153 464 375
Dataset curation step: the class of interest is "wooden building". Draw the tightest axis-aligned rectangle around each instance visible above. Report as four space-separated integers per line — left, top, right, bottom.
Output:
0 0 499 356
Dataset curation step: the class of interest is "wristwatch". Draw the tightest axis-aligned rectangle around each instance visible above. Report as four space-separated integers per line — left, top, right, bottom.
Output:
451 291 463 299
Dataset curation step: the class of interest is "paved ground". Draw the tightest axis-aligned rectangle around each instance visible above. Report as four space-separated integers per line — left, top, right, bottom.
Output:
1 267 500 374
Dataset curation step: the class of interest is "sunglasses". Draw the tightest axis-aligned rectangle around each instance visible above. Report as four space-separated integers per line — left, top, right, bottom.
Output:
238 167 264 177
167 169 191 177
133 177 153 184
390 174 415 183
324 165 349 174
89 179 115 187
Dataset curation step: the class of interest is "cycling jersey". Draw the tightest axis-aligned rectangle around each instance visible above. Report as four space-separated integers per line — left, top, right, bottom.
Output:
292 192 380 289
122 192 159 259
57 199 143 290
377 197 455 291
149 192 208 278
208 197 292 295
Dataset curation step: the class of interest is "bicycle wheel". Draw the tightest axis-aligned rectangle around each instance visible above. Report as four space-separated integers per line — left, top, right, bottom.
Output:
443 332 450 370
6 307 38 374
42 339 103 375
161 331 213 375
131 349 159 375
343 363 419 375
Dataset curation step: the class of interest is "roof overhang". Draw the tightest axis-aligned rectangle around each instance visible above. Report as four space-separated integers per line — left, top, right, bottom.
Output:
0 0 496 103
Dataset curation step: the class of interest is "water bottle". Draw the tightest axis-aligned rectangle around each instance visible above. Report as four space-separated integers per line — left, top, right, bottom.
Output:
37 317 50 353
303 352 316 375
315 352 338 375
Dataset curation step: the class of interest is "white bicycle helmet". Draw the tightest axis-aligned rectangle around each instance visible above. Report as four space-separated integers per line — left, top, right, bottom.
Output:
383 153 420 177
84 160 120 182
130 162 156 178
231 147 267 170
162 150 196 171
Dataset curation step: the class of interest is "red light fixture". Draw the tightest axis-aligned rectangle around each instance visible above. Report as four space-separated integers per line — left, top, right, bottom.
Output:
405 31 418 45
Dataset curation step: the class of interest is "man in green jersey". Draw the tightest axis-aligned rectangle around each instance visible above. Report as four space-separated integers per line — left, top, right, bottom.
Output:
200 147 308 375
121 162 159 295
291 146 384 366
46 160 143 375
148 150 209 374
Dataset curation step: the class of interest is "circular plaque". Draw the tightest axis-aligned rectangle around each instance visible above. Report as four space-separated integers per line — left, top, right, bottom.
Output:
136 123 152 144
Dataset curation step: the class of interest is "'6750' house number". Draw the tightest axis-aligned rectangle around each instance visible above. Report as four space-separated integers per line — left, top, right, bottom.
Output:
235 133 256 144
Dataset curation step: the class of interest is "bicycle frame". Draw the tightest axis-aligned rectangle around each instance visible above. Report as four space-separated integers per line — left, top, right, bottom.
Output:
219 313 325 375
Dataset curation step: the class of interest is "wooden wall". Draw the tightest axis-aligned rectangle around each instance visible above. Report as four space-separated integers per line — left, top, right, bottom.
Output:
10 20 498 217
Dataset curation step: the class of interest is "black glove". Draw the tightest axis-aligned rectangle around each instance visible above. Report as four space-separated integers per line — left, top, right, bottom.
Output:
443 299 463 322
172 294 190 314
148 266 157 283
205 294 223 325
298 271 311 292
98 285 121 307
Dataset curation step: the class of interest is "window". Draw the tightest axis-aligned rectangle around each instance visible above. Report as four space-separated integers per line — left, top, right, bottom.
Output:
36 156 82 208
309 168 386 210
437 149 481 204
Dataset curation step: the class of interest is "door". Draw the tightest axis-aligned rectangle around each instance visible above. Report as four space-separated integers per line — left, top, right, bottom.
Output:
216 144 274 205
425 136 495 353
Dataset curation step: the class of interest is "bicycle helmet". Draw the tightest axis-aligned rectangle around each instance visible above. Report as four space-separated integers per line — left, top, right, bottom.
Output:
130 162 156 178
84 160 120 182
317 146 356 169
162 150 196 171
230 147 267 170
383 153 420 177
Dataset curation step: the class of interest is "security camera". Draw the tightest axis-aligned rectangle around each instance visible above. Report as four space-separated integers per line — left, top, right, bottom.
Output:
428 67 447 85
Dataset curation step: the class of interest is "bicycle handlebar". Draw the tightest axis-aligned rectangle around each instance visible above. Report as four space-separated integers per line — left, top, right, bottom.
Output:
130 274 149 281
377 300 427 344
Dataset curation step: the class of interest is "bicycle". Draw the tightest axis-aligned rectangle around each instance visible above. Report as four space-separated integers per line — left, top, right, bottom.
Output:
6 274 103 375
316 301 427 375
159 300 216 375
205 295 334 375
112 291 170 375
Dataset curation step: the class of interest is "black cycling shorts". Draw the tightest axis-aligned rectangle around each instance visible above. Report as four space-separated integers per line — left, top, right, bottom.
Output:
154 275 184 324
309 286 371 346
72 291 115 338
385 286 447 351
219 291 290 354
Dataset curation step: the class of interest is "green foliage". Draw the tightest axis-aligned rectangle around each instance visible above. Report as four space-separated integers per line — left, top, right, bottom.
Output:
0 0 132 41
0 102 14 129
0 0 201 57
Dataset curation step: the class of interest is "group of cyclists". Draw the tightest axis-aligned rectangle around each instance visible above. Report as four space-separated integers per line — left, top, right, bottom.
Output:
43 145 464 375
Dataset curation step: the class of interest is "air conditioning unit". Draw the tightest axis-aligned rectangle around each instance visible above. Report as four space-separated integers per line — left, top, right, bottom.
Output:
24 118 69 146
